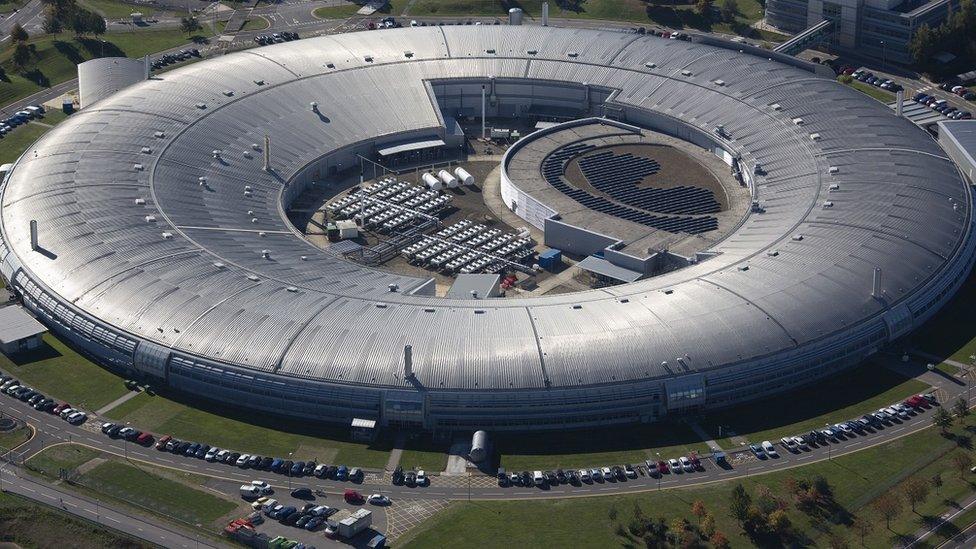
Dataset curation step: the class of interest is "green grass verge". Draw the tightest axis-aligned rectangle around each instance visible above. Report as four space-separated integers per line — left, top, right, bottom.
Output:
495 421 708 471
844 79 896 103
28 445 239 527
0 30 205 107
399 436 449 471
0 334 130 411
0 491 150 548
936 362 961 377
0 423 30 450
217 17 270 33
698 360 928 447
106 391 400 468
312 4 362 19
78 0 156 19
0 0 24 14
0 108 73 164
402 415 976 548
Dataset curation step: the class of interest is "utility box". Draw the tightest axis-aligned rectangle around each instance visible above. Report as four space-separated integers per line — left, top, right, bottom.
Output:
538 249 562 272
329 508 372 538
336 219 359 239
327 223 339 242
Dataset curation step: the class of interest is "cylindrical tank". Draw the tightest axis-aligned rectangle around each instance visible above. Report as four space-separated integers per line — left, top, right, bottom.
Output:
422 172 443 190
508 7 522 25
470 430 489 462
453 167 475 186
438 169 459 188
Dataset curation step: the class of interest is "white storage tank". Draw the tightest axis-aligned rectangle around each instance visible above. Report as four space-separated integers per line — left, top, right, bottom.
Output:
438 169 459 188
508 7 523 25
422 172 443 190
454 167 475 186
470 430 489 462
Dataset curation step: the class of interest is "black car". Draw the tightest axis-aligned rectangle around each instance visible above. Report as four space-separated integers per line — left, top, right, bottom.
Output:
175 441 192 454
281 460 294 474
125 429 142 442
195 444 210 459
225 452 241 464
260 456 274 470
290 461 305 476
290 487 313 500
248 455 262 468
28 394 45 405
392 466 403 484
520 471 532 485
281 511 302 526
404 470 417 486
303 461 316 476
300 503 316 513
545 471 558 485
325 465 338 479
18 390 36 401
101 422 117 434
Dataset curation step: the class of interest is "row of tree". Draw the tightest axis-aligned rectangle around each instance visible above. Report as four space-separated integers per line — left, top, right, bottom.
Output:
40 0 106 38
614 498 731 548
909 0 976 65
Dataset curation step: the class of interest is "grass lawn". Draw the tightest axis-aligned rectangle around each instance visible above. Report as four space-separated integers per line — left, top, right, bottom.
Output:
218 17 270 32
845 79 896 103
399 435 449 471
78 0 156 19
0 423 31 450
28 445 239 527
312 4 362 19
936 362 961 376
402 415 976 548
913 268 976 364
0 30 205 107
106 391 399 468
0 334 130 411
0 109 73 164
495 421 708 471
0 491 150 548
83 460 238 525
698 360 928 447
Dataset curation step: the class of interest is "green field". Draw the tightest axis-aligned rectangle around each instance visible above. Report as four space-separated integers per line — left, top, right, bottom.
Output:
698 361 928 447
28 445 239 527
0 423 31 451
107 391 407 468
0 334 130 411
312 4 362 19
218 16 270 32
78 0 156 18
846 79 896 103
0 109 72 164
403 414 976 548
0 30 204 107
0 0 24 14
495 421 708 471
0 491 150 549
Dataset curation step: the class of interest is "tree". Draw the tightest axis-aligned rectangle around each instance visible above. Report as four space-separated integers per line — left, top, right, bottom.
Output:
932 473 943 495
87 12 105 37
720 0 738 22
12 43 31 71
696 0 713 18
10 23 28 43
872 492 903 530
851 515 874 546
952 452 973 479
710 531 731 549
812 475 833 500
902 477 930 513
700 513 716 538
180 16 201 36
933 406 954 434
730 483 751 521
669 517 688 544
768 509 791 535
909 23 937 64
691 500 706 524
42 5 62 35
954 396 970 418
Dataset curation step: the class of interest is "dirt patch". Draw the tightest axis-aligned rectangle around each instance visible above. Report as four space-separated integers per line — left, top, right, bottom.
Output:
564 143 729 211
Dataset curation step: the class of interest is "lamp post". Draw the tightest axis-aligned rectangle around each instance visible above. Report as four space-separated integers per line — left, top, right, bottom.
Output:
655 452 661 490
880 40 886 71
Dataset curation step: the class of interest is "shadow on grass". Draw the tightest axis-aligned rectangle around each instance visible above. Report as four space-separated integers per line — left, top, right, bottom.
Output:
4 342 63 366
21 69 49 88
908 268 976 362
52 40 83 65
77 38 124 59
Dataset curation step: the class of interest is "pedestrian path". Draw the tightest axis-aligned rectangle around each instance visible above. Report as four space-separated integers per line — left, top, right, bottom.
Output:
94 390 141 416
385 431 406 472
687 420 724 453
914 350 971 373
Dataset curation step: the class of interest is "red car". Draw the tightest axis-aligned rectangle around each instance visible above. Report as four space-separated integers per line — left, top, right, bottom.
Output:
52 402 70 415
136 432 154 446
155 435 171 450
689 452 701 469
344 489 364 504
657 460 669 474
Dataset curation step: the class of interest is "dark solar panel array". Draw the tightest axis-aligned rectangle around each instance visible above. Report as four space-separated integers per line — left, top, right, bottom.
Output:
577 151 721 215
542 145 718 234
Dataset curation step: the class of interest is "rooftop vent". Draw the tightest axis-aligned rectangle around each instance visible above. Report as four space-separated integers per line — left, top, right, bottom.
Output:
828 166 839 174
214 262 226 269
644 62 656 68
145 215 156 223
195 103 206 109
133 163 144 171
809 133 821 141
769 103 781 111
300 255 307 261
254 79 265 85
199 177 207 186
822 200 834 208
376 303 387 309
714 79 725 86
325 62 335 68
389 284 399 292
766 250 779 257
663 288 674 295
261 249 271 259
572 304 582 309
286 287 298 293
247 274 259 281
404 51 414 58
792 117 804 125
141 146 151 154
364 55 373 62
154 131 165 138
681 69 692 76
424 308 435 313
792 234 804 241
486 49 496 54
567 52 579 57
222 90 234 97
258 231 266 237
527 49 538 55
161 232 173 239
737 265 749 271
829 183 840 191
134 198 146 205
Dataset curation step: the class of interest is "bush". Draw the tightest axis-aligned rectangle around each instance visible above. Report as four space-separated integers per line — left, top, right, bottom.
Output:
838 74 853 84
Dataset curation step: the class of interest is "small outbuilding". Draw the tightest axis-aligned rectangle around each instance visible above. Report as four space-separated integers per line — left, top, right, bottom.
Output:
446 274 501 299
0 306 47 355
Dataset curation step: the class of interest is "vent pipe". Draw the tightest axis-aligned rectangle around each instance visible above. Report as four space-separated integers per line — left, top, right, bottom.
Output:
29 220 38 251
896 90 904 117
404 345 413 378
542 2 549 26
143 54 150 79
262 135 270 172
481 84 487 139
872 267 882 299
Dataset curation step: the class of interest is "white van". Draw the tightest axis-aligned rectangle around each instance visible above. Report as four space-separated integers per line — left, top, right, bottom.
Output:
239 485 261 499
533 471 545 485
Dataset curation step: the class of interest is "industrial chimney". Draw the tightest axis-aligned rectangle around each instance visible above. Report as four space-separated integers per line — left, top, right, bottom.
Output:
404 345 413 378
29 220 38 251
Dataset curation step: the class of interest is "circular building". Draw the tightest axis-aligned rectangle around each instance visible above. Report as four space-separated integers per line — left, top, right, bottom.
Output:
0 27 972 432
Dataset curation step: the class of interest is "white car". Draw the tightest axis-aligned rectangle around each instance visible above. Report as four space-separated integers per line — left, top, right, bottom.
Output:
780 437 798 452
250 480 273 494
216 449 229 462
591 468 603 481
601 466 613 480
66 411 87 424
239 485 261 499
579 469 591 482
761 440 778 457
668 458 682 473
416 470 427 485
679 456 694 473
367 494 391 505
314 464 328 476
791 436 808 450
236 453 251 467
205 447 220 461
310 505 331 516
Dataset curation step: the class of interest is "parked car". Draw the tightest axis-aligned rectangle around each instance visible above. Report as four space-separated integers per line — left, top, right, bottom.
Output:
750 443 766 458
668 458 682 473
290 487 313 500
136 432 154 446
761 440 778 457
236 453 252 467
66 411 87 424
154 435 171 450
344 489 364 504
416 470 427 486
367 494 391 505
251 480 273 495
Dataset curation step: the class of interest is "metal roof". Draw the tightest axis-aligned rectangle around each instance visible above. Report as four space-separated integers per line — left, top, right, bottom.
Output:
377 138 446 156
576 256 644 283
0 26 971 394
0 306 47 344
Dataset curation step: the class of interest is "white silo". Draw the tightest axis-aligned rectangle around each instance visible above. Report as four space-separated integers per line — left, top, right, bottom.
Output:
454 167 475 186
438 169 459 188
422 172 443 190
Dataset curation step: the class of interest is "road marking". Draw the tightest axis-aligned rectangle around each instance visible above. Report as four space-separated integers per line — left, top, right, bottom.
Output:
106 516 121 523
